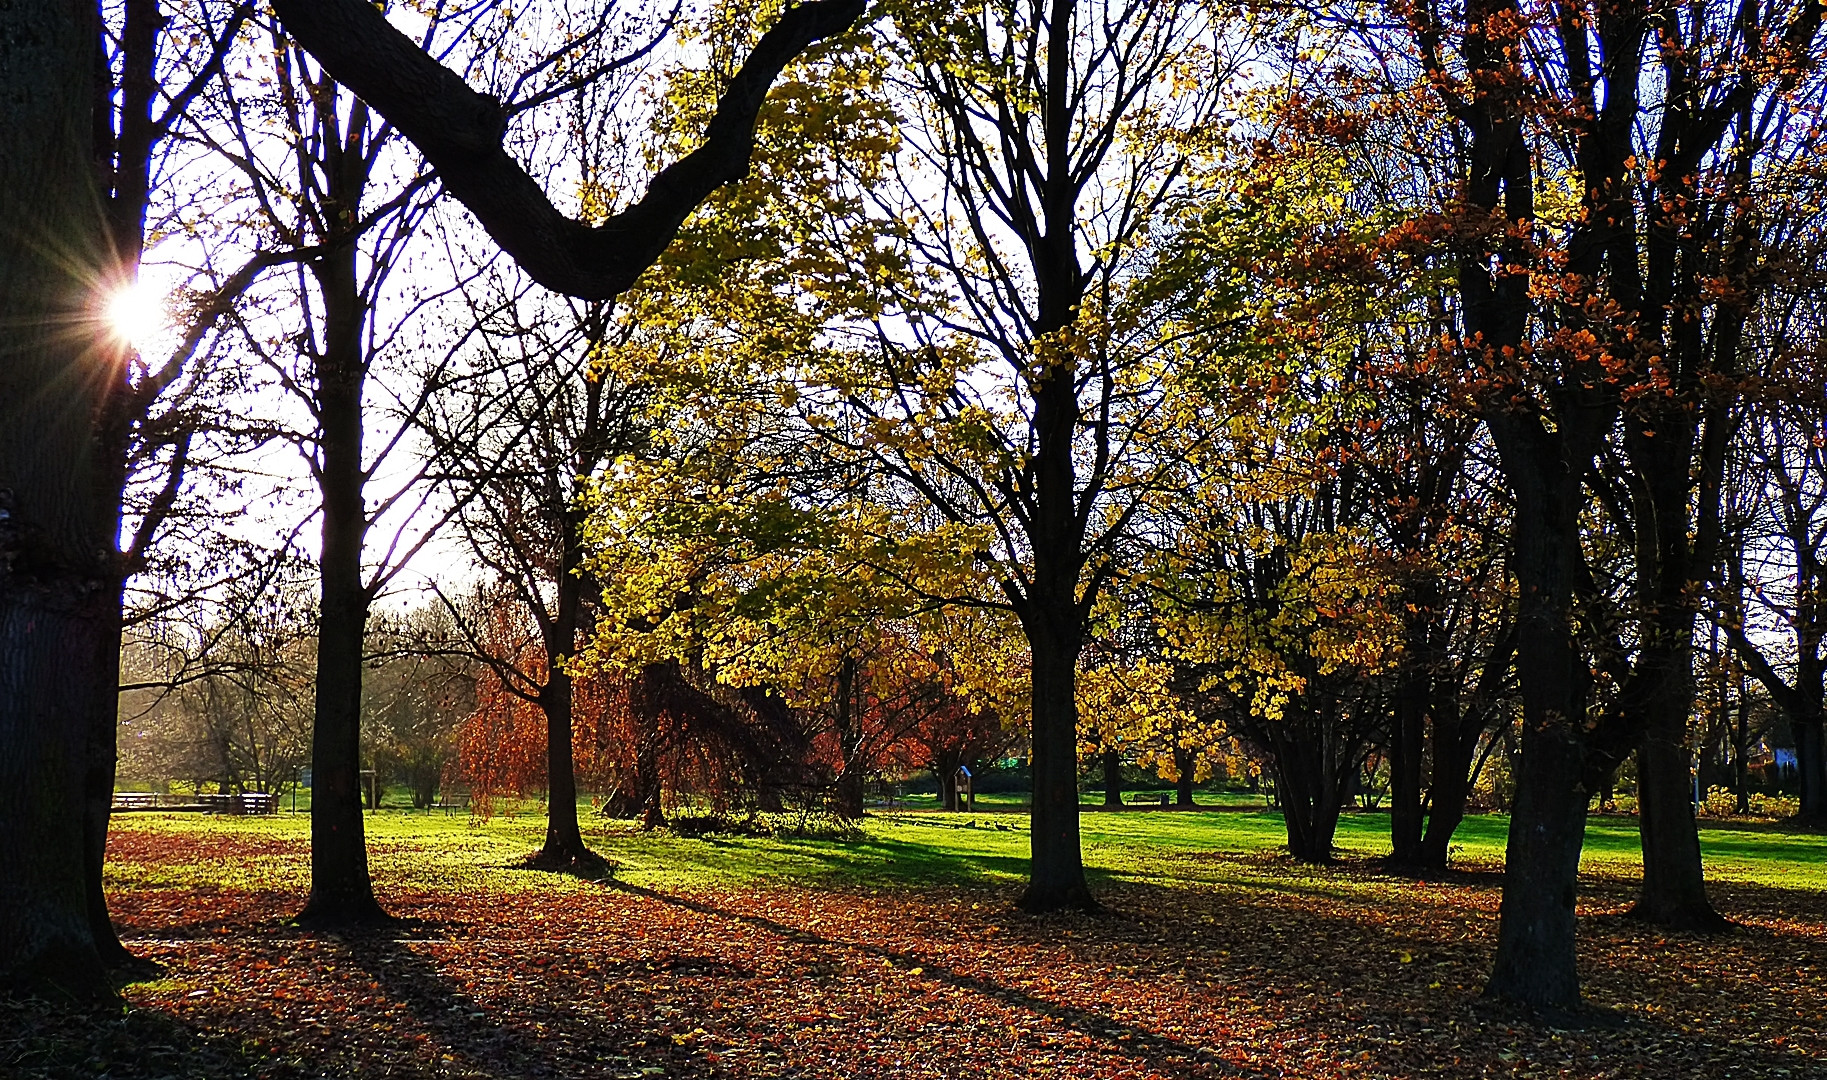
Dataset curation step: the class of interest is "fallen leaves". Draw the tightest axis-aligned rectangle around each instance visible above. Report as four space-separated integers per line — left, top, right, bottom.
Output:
5 823 1824 1079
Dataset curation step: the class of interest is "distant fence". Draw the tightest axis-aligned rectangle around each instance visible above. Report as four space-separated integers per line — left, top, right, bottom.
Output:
112 792 278 815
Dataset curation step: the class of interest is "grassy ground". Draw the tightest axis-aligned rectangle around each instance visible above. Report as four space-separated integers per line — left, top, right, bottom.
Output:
5 803 1823 1079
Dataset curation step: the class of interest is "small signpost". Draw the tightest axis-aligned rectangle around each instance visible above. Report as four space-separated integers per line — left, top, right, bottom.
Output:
956 764 974 814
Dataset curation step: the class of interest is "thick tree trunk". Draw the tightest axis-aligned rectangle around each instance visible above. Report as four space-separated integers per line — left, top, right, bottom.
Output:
935 753 960 812
1416 715 1478 870
1488 708 1589 1009
1173 747 1196 808
1630 633 1728 931
834 768 866 819
1484 464 1590 1010
0 1 113 995
1019 614 1093 911
1275 743 1343 863
83 578 139 968
1388 664 1427 863
298 240 388 927
1797 716 1827 819
1101 749 1122 808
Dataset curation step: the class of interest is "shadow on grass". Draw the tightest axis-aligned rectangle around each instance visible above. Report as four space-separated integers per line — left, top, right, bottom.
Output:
1 993 263 1080
605 877 1266 1079
619 829 1036 892
329 930 648 1079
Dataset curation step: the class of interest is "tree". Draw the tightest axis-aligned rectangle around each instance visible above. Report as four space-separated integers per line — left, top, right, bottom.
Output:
697 0 1242 910
0 0 137 996
1715 342 1827 816
1357 0 1827 1001
428 282 649 864
200 12 464 923
0 0 865 986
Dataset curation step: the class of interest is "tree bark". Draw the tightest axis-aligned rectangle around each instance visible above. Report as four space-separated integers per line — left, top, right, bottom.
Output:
1021 614 1093 909
1482 435 1593 1009
1173 747 1196 808
1416 709 1479 869
1628 630 1728 930
1388 648 1428 863
298 229 388 927
832 656 866 819
0 0 113 995
1272 729 1345 863
271 0 866 301
935 753 960 812
535 511 598 866
83 577 139 968
1796 715 1827 819
1100 748 1122 808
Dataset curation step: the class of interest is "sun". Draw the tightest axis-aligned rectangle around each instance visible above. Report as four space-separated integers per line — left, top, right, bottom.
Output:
102 277 169 353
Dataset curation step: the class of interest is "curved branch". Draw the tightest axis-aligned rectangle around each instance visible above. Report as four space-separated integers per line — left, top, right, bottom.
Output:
272 0 868 300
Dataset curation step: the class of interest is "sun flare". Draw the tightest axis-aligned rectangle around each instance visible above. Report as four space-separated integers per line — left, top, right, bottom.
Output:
103 278 169 353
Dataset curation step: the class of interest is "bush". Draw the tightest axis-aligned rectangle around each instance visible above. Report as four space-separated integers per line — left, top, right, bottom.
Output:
1698 786 1802 820
666 808 865 840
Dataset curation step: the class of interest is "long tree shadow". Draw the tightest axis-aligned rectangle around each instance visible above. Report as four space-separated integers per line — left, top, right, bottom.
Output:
606 878 1267 1078
1 992 265 1080
609 862 1821 1080
1094 874 1823 1072
330 926 708 1080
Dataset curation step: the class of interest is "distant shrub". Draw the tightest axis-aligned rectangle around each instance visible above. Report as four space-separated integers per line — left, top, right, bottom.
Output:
1698 786 1801 820
666 809 864 841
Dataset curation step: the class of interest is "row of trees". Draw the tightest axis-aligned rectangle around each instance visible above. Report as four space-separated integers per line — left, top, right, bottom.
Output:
0 0 865 991
0 0 1821 1019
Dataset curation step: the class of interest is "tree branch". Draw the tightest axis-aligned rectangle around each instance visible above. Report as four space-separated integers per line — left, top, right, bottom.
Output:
272 0 868 300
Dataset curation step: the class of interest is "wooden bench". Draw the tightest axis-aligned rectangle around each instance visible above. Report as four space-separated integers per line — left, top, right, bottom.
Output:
195 792 277 815
431 792 471 815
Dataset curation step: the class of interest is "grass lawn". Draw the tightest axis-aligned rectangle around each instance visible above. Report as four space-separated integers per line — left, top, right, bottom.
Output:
5 803 1823 1079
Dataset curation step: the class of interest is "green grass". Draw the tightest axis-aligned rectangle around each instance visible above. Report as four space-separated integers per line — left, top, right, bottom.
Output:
106 796 1827 900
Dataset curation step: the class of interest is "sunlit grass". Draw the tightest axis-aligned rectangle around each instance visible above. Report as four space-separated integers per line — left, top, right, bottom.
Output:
106 795 1827 905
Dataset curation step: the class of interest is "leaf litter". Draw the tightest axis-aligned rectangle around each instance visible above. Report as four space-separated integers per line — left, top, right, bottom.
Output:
3 823 1823 1079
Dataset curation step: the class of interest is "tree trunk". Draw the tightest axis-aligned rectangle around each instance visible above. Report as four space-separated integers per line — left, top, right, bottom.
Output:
0 1 114 995
834 768 866 819
1797 716 1827 819
1617 322 1726 928
1019 612 1093 911
1731 689 1749 814
83 577 139 968
1484 459 1590 1010
1173 746 1195 808
536 512 598 866
1630 634 1728 931
1388 657 1427 863
1274 738 1343 863
1101 748 1122 808
538 667 590 860
298 237 387 927
935 753 960 812
832 656 866 819
1416 714 1478 870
